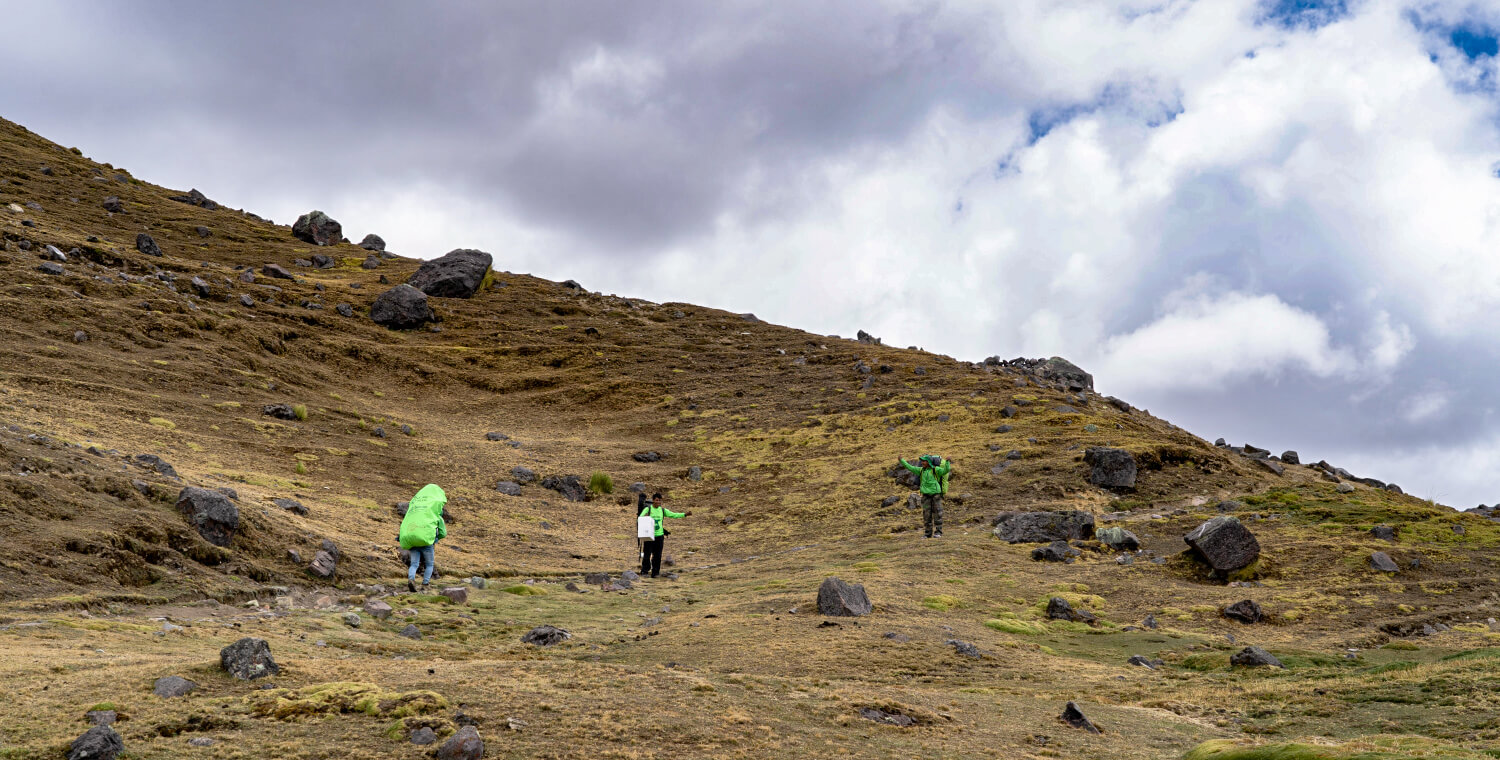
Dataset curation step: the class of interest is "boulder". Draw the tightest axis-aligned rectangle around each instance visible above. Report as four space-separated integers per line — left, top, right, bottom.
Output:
1370 551 1400 573
411 727 438 745
511 466 537 484
361 253 382 269
584 573 610 586
188 276 211 298
991 511 1095 543
308 550 337 579
1230 646 1283 668
1045 597 1096 624
168 188 218 209
687 466 703 482
521 625 571 646
434 726 484 760
1127 655 1162 669
220 637 279 680
947 639 982 658
263 403 299 420
1037 357 1094 391
1183 516 1260 572
406 248 493 298
102 196 124 213
364 599 393 620
632 451 664 463
817 577 872 617
152 675 198 698
135 233 162 257
1337 482 1356 494
1223 599 1263 624
291 210 342 246
1059 701 1101 733
1031 540 1079 562
135 453 180 478
494 481 522 496
37 262 64 275
540 474 587 502
1280 450 1301 465
1257 458 1286 475
441 587 469 604
1096 526 1140 551
399 624 422 640
1370 525 1397 541
342 613 362 628
359 233 386 251
370 284 434 330
68 725 123 760
1084 447 1137 490
263 263 295 280
311 253 335 269
175 487 239 547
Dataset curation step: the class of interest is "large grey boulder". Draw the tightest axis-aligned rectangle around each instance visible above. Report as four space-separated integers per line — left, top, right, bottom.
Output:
434 726 484 760
540 474 587 502
1370 551 1400 573
308 549 338 579
1038 357 1094 391
220 637 279 680
359 233 386 251
1059 701 1102 733
817 577 871 616
521 625 571 646
406 248 493 298
175 487 239 547
68 725 123 760
292 210 342 246
153 675 198 698
992 511 1095 543
370 284 434 330
1096 526 1140 551
1084 447 1137 490
135 233 162 257
1230 646 1283 668
1183 516 1260 572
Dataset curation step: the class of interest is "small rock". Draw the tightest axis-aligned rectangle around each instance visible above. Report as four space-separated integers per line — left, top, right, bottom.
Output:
434 726 484 760
441 587 469 604
1223 599 1264 624
1337 482 1356 493
68 725 123 760
1230 646 1283 668
1127 655 1161 669
220 637 279 680
273 497 308 515
521 625 571 646
1370 525 1397 541
135 233 162 257
947 639 982 658
1096 526 1140 551
102 196 124 213
1031 540 1080 562
342 612 362 628
364 599 393 620
817 577 872 616
1370 551 1400 573
399 624 422 640
411 727 438 745
859 707 915 726
37 261 64 275
1059 702 1101 733
153 675 198 698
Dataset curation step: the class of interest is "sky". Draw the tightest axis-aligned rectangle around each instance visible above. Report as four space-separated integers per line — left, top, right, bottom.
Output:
4 0 1499 507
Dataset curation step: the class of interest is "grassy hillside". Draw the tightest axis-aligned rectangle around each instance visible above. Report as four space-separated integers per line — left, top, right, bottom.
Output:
1 116 1498 759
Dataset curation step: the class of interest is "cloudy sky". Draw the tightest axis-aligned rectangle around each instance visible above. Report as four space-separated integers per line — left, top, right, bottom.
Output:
5 0 1499 506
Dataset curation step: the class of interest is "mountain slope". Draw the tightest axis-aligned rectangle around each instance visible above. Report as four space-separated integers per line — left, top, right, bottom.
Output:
1 116 1498 759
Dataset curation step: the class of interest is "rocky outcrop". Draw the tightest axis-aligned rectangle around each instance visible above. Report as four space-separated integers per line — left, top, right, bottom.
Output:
175 487 239 547
407 248 493 298
992 511 1095 543
370 284 434 330
817 577 872 616
292 210 342 246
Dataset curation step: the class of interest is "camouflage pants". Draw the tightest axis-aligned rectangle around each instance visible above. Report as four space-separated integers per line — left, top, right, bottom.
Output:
922 493 944 536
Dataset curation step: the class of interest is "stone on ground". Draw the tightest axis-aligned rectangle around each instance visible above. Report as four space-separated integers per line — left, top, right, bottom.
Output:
411 727 438 745
152 675 198 698
1084 447 1137 490
1223 599 1264 624
406 248 493 298
1031 540 1080 562
521 625 571 646
68 725 123 760
1231 646 1284 668
441 587 469 604
1096 526 1140 551
371 284 434 329
308 550 338 579
1059 701 1102 733
817 577 872 616
1183 516 1260 572
359 233 385 251
175 487 239 547
540 474 587 501
434 726 484 760
292 210 342 246
135 233 162 257
220 637 279 680
1370 551 1400 573
992 511 1095 543
364 599 393 620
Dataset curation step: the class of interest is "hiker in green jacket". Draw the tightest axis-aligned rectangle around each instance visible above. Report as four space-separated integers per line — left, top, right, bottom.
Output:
639 492 690 578
398 484 448 592
899 454 951 538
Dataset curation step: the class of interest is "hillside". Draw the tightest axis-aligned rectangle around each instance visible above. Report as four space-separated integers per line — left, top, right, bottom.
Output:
2 115 1499 759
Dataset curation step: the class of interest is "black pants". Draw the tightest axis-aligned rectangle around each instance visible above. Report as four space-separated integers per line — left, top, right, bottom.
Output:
640 536 665 577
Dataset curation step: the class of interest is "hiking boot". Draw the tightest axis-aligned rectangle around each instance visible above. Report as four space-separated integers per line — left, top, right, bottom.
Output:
407 579 417 593
934 531 943 538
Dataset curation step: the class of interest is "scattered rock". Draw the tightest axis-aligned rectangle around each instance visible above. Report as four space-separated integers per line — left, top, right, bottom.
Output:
883 632 911 643
407 248 493 298
521 626 571 646
485 432 509 442
364 599 393 620
335 303 354 318
85 710 116 726
632 451 664 463
102 196 123 213
687 466 703 481
312 253 335 269
1337 482 1356 494
361 253 382 270
1084 447 1137 490
135 233 162 257
399 624 422 640
359 233 386 251
168 188 219 209
441 587 469 604
1370 551 1400 573
859 707 914 726
992 511 1095 543
511 466 537 484
1031 541 1080 562
68 725 123 760
817 577 872 616
1127 655 1162 669
1045 597 1097 624
1059 702 1101 733
291 210 342 246
195 225 211 238
175 487 239 547
411 727 438 745
1370 525 1397 541
1256 458 1285 476
540 474 587 502
37 261 64 275
1096 526 1140 551
308 550 338 580
1230 646 1283 668
1183 516 1260 573
263 403 299 420
494 481 522 496
220 637 279 680
153 675 198 698
947 639 982 658
370 284 434 330
1280 450 1300 465
262 263 295 280
1223 599 1264 624
342 612 362 628
434 726 484 760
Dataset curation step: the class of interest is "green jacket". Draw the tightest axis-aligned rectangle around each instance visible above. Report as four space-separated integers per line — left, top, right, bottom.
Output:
900 458 952 495
639 504 685 538
398 484 448 550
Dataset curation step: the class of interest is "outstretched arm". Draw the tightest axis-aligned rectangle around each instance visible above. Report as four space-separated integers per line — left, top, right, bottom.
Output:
664 508 687 519
899 458 921 475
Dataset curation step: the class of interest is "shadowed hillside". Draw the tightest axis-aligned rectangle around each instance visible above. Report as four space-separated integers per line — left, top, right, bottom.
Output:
2 116 1498 759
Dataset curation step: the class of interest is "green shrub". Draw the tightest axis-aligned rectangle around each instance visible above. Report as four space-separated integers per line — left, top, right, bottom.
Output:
295 460 308 475
588 472 614 495
502 585 546 596
292 404 308 421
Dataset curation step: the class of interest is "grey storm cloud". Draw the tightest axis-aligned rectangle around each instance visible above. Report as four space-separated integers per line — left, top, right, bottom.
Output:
4 0 1500 506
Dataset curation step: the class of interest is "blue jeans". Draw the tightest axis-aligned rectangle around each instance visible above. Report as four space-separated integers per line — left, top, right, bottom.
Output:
407 545 435 584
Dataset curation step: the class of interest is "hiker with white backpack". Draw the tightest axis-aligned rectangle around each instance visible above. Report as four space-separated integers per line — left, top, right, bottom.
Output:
638 491 689 577
898 454 952 538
